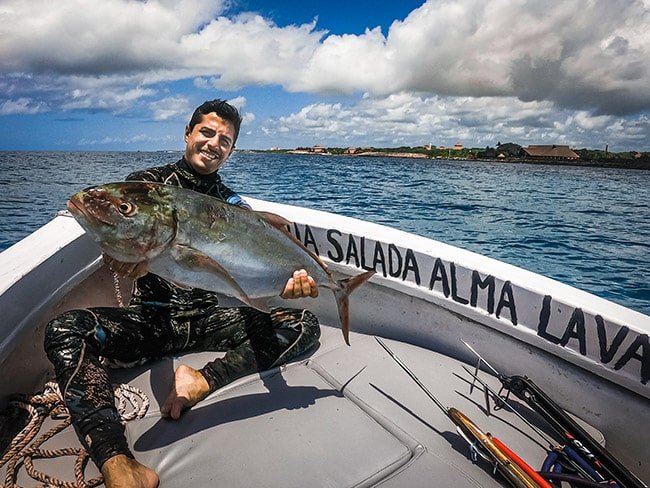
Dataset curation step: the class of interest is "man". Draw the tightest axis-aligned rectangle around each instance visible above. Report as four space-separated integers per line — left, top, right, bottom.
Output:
44 99 321 488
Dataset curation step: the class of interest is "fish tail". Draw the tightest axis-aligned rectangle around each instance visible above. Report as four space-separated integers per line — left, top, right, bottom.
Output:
333 270 375 346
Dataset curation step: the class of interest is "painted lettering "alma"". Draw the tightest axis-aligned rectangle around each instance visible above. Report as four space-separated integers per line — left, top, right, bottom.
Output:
428 262 517 325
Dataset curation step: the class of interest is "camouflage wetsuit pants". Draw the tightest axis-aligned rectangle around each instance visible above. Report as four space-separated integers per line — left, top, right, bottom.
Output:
44 304 320 468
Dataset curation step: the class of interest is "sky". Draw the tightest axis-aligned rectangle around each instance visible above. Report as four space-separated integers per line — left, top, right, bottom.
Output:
1 0 649 152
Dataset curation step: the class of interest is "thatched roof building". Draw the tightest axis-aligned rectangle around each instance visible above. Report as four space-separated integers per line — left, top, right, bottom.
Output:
523 145 579 160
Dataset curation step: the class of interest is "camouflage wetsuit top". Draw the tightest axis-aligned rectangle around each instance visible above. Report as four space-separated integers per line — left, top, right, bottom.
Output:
44 158 321 468
126 158 251 317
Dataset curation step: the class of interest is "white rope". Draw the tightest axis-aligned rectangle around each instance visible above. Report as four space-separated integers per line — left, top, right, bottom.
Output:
1 381 149 488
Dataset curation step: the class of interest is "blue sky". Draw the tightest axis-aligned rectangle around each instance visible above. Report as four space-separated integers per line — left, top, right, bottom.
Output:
1 0 649 151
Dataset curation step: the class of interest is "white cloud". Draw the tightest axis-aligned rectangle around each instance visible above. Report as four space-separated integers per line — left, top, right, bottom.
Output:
226 96 247 110
0 97 47 115
150 96 192 121
572 112 612 131
0 0 225 74
77 133 176 146
2 0 647 115
260 93 647 150
178 15 325 88
293 27 395 94
224 95 255 125
62 86 156 112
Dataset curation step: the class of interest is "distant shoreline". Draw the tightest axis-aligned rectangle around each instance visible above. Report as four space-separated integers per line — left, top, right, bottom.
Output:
477 157 650 170
255 149 650 170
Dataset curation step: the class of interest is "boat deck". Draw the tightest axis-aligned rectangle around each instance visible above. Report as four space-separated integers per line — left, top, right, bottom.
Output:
2 325 605 487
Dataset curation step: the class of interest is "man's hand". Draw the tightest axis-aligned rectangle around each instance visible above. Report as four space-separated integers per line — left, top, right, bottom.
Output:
281 269 318 299
103 253 149 280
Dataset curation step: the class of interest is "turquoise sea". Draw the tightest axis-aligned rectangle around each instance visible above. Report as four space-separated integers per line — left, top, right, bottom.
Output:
1 151 648 315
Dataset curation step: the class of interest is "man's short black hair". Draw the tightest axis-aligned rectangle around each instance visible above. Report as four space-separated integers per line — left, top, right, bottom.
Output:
188 99 243 144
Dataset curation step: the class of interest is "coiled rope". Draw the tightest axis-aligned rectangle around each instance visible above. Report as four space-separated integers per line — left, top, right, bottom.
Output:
1 381 149 488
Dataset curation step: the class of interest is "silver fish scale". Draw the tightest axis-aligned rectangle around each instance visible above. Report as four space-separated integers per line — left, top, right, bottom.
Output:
149 183 334 300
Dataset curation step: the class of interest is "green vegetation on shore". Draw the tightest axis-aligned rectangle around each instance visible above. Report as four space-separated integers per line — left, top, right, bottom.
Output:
254 143 650 169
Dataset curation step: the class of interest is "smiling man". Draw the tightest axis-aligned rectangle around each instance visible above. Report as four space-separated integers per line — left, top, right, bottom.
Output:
183 105 237 175
44 99 321 488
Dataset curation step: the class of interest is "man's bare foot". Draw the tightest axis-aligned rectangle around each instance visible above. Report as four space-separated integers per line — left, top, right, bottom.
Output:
161 364 211 420
102 454 159 488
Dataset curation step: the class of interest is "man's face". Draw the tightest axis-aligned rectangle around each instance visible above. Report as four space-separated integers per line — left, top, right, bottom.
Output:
184 112 236 175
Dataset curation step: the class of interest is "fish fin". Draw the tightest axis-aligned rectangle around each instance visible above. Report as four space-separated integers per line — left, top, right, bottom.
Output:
254 210 292 230
170 244 265 309
255 211 331 276
333 270 376 346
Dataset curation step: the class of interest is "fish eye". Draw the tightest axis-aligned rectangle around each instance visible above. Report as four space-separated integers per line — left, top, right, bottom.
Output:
117 201 137 216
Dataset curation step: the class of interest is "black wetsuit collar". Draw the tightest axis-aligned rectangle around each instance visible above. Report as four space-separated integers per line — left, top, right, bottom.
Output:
177 157 223 188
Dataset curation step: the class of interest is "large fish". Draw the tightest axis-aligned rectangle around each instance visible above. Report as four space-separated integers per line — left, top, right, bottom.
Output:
67 181 374 345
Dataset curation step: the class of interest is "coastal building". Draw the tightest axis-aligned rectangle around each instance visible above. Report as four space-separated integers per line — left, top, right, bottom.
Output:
453 143 464 151
287 144 331 155
522 145 579 160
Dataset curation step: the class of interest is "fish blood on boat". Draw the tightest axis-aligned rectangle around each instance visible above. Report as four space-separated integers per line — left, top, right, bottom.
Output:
67 181 374 345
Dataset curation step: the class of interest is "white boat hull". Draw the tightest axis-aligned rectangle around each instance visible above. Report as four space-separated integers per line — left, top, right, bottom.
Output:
1 200 648 484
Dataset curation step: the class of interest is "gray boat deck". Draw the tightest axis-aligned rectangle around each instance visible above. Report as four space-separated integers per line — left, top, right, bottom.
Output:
2 325 605 487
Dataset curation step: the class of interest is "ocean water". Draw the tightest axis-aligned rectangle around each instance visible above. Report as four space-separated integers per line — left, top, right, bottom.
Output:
1 151 649 316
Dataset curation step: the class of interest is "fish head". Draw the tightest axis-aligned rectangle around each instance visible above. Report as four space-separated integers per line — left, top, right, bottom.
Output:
67 181 177 262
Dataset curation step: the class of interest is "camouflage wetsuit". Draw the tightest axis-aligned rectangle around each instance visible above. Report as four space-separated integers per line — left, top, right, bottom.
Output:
44 158 321 468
